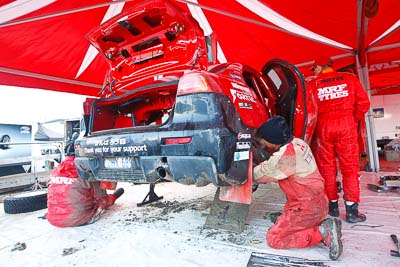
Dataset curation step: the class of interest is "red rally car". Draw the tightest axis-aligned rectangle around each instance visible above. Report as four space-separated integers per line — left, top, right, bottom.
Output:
74 0 317 204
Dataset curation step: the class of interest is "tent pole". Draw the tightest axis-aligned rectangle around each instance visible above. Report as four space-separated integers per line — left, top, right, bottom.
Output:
0 67 102 88
356 57 380 172
355 0 379 172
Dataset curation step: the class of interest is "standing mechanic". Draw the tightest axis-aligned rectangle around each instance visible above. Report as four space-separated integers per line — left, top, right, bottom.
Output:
253 116 343 261
308 57 370 223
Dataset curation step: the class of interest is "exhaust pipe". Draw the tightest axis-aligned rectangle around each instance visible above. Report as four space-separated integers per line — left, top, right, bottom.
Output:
146 167 167 182
156 167 167 178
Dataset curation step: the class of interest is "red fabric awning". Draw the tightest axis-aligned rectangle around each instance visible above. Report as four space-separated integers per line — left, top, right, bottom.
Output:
0 0 399 96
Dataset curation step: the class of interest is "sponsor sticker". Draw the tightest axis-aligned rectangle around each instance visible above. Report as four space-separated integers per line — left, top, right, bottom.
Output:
236 142 251 150
230 89 256 103
238 133 251 140
238 102 253 109
84 143 147 155
96 138 128 146
229 74 242 80
231 82 251 93
122 144 147 153
234 151 250 161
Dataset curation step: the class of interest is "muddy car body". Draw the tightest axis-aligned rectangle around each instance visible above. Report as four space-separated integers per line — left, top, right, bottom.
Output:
74 0 317 202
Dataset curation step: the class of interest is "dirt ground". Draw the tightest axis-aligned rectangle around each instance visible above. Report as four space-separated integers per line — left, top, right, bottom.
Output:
1 171 400 267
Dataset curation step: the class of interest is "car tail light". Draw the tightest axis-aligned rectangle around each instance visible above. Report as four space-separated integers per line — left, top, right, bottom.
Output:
177 73 211 96
163 137 192 145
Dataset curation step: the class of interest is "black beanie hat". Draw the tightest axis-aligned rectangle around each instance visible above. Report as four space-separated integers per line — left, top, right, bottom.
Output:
257 116 293 145
64 143 75 156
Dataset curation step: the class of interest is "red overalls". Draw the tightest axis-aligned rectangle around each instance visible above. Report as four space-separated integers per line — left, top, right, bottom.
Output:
46 156 117 227
254 138 328 248
309 71 370 202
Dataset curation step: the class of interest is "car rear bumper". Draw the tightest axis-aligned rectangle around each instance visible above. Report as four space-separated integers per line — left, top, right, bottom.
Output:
75 93 253 186
75 155 218 186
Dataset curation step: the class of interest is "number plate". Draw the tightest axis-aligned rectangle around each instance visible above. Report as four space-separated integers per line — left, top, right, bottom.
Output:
104 157 132 169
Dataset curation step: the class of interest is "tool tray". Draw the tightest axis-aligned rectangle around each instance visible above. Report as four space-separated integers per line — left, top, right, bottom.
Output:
379 176 400 187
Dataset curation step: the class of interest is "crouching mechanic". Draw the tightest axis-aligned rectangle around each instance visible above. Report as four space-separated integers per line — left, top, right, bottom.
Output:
253 116 343 260
46 141 124 227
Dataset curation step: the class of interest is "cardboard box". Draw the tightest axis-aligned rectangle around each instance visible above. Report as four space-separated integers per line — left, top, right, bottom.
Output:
384 150 400 161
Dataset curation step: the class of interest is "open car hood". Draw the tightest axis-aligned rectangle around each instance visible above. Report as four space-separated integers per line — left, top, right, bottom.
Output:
87 0 208 85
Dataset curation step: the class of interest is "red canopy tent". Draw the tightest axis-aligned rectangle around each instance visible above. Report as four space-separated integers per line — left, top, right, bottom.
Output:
1 0 399 170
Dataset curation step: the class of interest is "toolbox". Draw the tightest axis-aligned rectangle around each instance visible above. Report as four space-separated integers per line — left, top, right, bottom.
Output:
380 175 400 187
367 176 400 193
384 150 400 161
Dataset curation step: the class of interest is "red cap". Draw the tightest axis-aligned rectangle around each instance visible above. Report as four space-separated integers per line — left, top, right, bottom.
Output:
311 56 333 71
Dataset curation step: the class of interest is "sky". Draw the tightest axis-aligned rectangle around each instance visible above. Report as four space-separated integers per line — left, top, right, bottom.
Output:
0 85 88 125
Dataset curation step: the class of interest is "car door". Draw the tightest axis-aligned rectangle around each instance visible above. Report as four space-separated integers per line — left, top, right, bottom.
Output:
260 59 317 144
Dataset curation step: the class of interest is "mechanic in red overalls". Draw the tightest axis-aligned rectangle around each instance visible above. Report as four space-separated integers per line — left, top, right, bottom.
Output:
308 57 370 223
46 137 124 227
253 116 343 261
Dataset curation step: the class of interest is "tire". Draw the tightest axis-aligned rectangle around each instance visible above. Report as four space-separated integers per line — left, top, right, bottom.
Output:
4 190 48 214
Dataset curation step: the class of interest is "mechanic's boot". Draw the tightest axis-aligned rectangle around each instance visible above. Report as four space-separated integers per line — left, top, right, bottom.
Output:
268 212 282 224
320 218 343 261
345 202 366 223
113 188 125 200
328 201 339 217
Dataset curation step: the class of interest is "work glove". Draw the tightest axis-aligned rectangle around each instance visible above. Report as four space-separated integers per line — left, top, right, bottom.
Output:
251 141 270 165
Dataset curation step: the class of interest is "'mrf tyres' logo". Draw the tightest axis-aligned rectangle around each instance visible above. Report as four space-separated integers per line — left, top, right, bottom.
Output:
317 83 349 101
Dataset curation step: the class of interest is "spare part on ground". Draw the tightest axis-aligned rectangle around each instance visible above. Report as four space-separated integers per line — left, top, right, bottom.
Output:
247 251 331 266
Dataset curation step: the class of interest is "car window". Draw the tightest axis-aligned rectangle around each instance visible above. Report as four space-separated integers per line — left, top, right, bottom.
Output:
243 71 270 113
263 65 297 131
243 71 264 103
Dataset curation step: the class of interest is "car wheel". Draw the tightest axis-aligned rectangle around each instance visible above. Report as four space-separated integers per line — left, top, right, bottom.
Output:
0 134 11 149
3 190 48 214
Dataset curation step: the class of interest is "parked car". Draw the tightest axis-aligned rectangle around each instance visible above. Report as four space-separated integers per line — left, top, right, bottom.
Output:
0 134 11 150
74 0 317 203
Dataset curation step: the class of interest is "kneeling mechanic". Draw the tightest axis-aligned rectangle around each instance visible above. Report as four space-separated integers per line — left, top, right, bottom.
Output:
253 116 343 260
46 139 124 227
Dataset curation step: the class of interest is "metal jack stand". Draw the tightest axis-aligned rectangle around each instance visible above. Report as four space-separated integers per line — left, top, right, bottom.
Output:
137 183 163 207
23 163 44 191
30 176 44 191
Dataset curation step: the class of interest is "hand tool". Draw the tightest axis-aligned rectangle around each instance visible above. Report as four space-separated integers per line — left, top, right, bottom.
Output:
367 184 397 193
390 234 400 257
